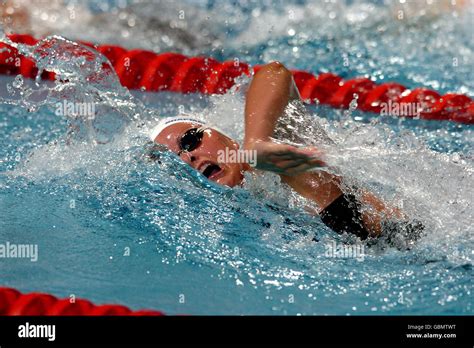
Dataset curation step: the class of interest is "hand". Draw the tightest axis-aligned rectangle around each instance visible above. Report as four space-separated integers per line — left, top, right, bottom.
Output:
245 140 326 176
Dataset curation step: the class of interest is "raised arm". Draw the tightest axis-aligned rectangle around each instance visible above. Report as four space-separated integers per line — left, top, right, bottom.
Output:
244 61 411 240
244 62 299 145
244 62 326 175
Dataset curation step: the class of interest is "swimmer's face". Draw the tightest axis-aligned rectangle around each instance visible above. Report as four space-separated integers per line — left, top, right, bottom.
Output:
153 122 249 187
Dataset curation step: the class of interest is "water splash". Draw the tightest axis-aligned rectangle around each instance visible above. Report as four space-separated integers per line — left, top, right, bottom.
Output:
0 0 472 315
0 34 152 143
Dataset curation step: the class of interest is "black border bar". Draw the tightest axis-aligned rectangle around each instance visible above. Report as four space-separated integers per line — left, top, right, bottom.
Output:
0 315 472 346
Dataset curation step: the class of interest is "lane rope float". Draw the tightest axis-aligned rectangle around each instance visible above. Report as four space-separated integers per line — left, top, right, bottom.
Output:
0 33 472 124
0 287 164 316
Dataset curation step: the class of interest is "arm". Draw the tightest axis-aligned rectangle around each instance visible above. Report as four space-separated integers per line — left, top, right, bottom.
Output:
244 62 326 175
244 62 403 237
244 61 299 145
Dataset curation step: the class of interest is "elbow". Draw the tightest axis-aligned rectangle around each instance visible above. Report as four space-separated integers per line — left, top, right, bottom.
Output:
256 61 292 78
265 61 289 71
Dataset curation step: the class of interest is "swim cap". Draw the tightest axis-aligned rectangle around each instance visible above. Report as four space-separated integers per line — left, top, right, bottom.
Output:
149 116 231 141
149 116 205 141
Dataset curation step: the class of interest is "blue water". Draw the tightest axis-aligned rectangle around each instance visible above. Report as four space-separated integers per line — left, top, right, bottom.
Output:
0 0 473 315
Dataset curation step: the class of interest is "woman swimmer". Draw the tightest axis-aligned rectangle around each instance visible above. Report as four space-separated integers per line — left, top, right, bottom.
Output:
149 62 423 248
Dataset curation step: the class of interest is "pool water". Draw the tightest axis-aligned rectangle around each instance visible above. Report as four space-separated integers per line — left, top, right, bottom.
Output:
0 0 472 315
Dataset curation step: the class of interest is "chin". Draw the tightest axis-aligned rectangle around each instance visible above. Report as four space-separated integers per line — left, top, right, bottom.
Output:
215 171 244 188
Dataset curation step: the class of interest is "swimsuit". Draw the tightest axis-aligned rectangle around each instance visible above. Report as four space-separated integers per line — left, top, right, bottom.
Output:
320 193 424 249
320 193 369 240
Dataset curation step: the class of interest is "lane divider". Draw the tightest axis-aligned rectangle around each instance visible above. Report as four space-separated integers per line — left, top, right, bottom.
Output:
0 33 472 124
0 287 164 316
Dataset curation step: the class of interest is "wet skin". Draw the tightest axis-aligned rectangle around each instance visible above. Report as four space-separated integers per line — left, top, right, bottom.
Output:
154 122 249 187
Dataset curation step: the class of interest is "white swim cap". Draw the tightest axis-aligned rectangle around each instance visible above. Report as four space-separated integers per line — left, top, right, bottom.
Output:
149 116 231 141
149 116 206 141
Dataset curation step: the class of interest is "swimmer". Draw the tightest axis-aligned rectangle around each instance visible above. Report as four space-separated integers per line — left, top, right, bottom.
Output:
0 0 214 50
390 0 468 22
149 62 423 248
0 0 92 36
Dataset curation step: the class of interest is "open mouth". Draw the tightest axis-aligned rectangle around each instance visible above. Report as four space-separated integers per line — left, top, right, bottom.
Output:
200 162 223 180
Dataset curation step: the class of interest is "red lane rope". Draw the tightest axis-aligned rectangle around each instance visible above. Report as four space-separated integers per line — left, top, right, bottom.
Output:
0 287 164 316
0 33 472 124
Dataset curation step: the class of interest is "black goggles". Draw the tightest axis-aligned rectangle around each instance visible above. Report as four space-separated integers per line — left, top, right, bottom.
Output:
178 127 205 155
